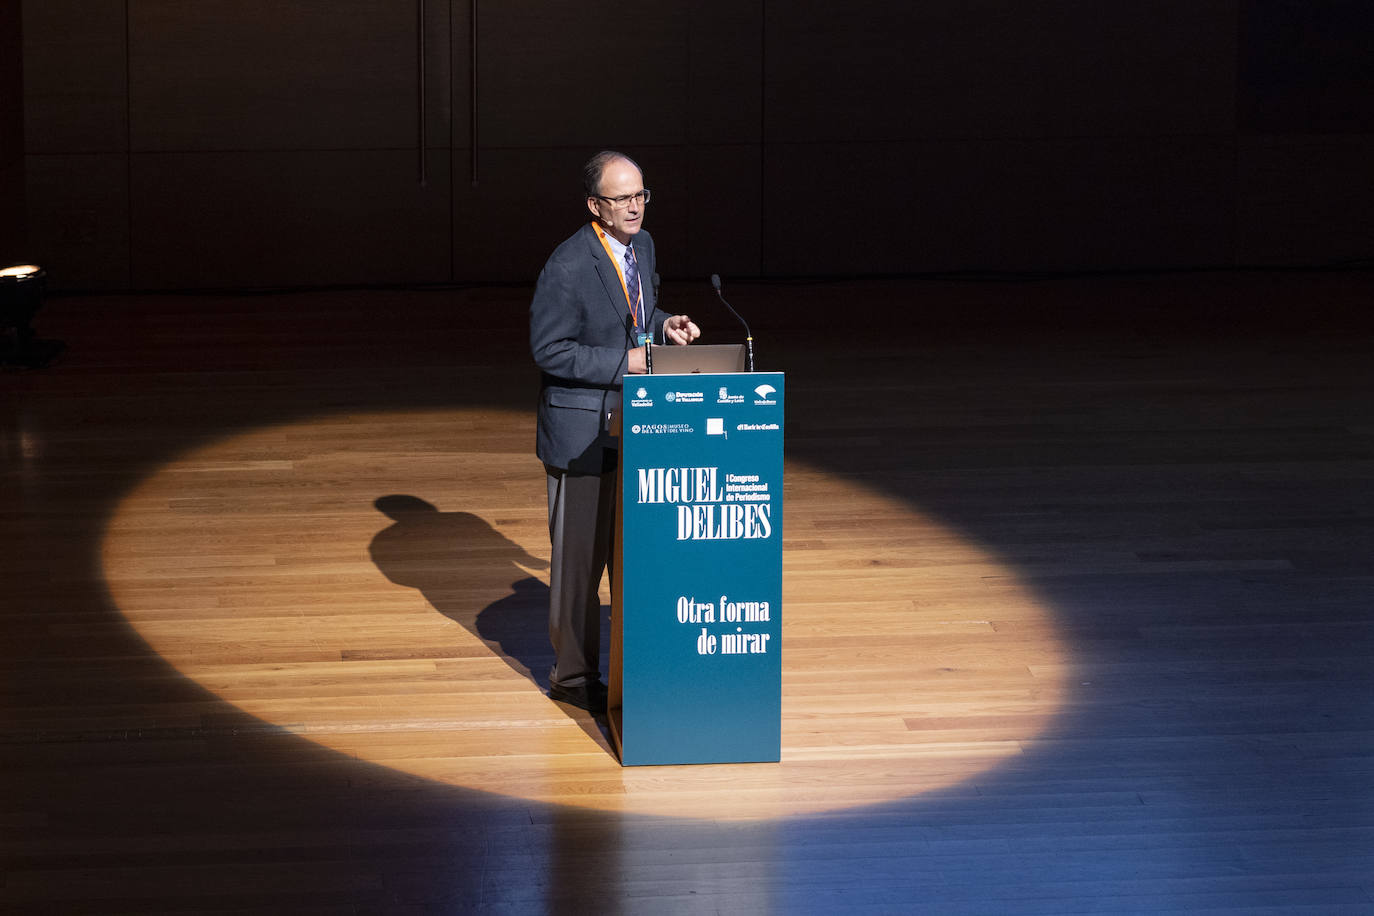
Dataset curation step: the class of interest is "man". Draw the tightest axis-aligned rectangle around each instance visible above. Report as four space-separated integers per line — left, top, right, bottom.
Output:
529 151 700 712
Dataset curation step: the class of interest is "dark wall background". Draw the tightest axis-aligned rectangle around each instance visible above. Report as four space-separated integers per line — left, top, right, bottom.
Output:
0 0 23 263
18 0 1374 291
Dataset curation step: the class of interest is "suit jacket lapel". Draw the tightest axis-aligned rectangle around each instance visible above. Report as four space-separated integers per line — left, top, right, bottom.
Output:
586 223 626 313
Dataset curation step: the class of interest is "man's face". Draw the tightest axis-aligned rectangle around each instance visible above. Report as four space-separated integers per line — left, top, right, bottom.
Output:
586 158 647 244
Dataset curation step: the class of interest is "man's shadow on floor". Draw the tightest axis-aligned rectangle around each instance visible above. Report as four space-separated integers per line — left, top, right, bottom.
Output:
367 495 612 735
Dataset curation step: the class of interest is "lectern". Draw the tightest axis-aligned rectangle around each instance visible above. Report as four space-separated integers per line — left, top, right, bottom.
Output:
609 371 784 765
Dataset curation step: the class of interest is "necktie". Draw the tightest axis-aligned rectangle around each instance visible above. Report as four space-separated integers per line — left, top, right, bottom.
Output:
623 244 643 332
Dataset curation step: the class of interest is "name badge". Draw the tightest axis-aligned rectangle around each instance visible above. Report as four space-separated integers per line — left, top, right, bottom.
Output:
637 333 652 347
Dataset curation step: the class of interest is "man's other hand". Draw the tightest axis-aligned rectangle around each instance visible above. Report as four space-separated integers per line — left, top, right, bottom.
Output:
664 315 701 346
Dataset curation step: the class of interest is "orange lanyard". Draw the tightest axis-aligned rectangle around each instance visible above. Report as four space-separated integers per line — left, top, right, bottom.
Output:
591 221 644 328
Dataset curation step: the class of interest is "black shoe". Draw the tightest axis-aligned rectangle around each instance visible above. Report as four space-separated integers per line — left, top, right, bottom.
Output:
548 680 608 713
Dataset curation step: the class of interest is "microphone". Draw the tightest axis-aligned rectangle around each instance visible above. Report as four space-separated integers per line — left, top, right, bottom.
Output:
628 297 654 375
710 274 754 372
647 273 661 374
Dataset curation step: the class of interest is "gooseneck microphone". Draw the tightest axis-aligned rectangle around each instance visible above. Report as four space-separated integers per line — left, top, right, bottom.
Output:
710 273 755 372
646 272 661 374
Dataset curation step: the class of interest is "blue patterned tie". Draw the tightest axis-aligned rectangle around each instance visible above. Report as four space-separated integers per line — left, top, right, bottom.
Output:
623 244 643 332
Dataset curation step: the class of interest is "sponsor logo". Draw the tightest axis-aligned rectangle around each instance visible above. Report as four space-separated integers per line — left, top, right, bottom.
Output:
670 391 704 403
737 423 780 431
636 387 648 399
716 386 745 405
706 418 725 436
633 423 696 436
753 382 778 406
665 391 676 402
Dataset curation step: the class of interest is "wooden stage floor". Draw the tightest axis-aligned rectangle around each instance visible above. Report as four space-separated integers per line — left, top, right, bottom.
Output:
3 271 1373 912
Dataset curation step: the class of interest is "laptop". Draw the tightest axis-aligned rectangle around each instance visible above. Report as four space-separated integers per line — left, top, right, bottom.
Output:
648 343 748 374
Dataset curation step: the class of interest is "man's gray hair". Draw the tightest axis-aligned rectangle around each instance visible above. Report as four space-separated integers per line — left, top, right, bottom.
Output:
583 150 641 198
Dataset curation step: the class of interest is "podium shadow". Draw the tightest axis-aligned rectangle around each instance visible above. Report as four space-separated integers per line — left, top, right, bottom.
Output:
367 494 613 741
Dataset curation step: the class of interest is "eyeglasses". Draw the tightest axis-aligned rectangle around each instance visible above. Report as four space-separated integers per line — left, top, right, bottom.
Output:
594 189 651 209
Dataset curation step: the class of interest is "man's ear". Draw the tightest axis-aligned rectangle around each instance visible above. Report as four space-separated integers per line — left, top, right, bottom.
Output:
586 196 602 222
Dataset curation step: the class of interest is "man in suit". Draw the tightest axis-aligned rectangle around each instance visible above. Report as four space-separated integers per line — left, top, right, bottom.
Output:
530 151 700 712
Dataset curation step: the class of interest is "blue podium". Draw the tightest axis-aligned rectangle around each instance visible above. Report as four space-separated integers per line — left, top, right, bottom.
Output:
609 372 785 765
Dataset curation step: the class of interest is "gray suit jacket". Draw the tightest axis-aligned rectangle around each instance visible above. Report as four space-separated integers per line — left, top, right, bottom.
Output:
530 223 665 474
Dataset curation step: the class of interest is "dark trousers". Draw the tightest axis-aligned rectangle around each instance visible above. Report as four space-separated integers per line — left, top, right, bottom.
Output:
544 464 617 688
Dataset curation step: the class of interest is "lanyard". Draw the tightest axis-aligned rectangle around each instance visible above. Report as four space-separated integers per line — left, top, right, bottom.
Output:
591 221 644 330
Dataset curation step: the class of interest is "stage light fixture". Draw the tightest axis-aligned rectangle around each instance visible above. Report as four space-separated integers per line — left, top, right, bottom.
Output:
0 263 65 369
0 264 43 279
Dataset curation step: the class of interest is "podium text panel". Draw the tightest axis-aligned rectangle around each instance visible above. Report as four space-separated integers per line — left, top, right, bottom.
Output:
617 372 784 765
